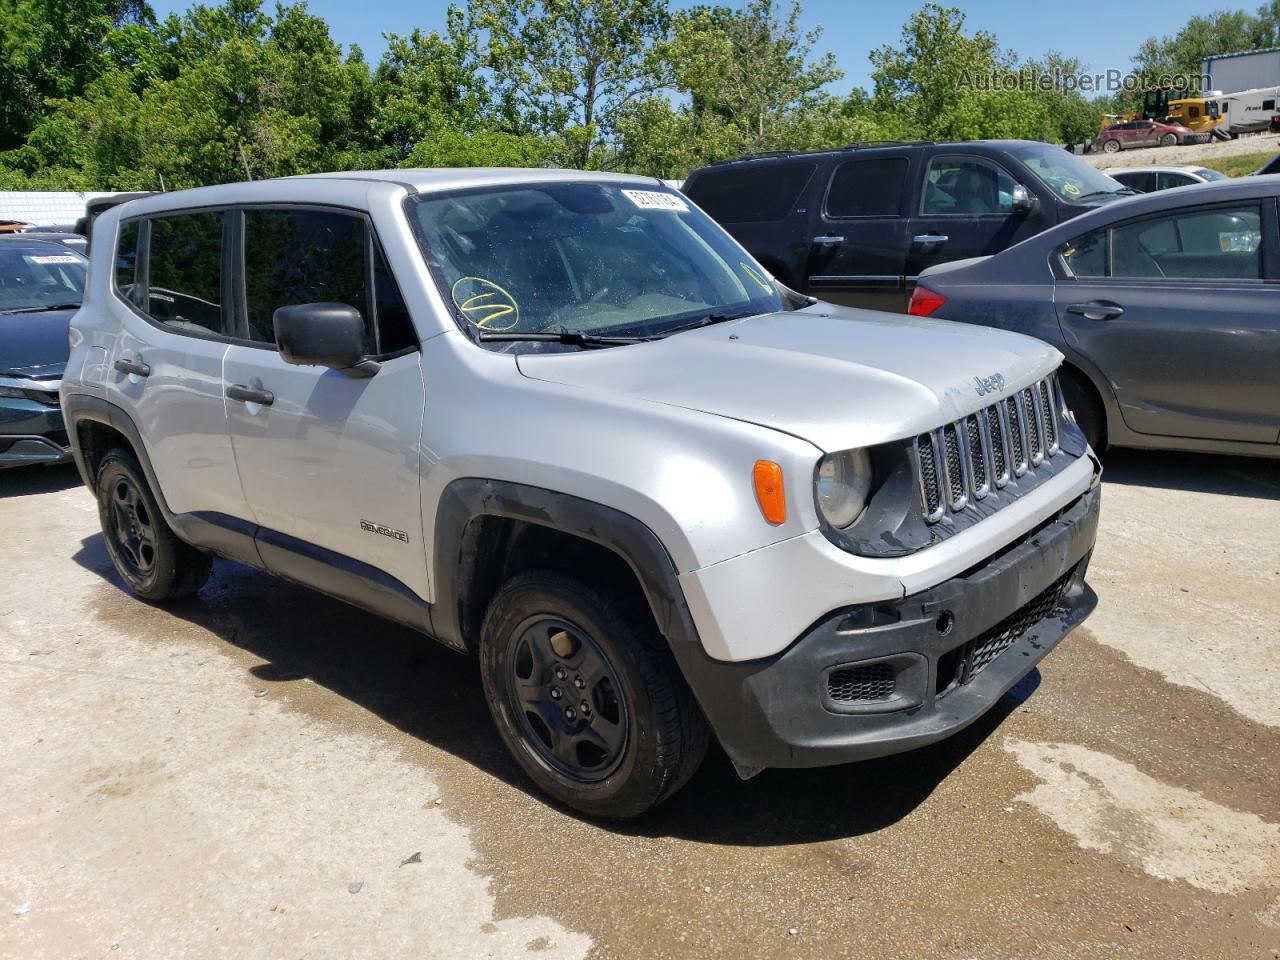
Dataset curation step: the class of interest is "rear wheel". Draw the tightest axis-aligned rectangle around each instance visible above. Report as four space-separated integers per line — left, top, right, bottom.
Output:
1058 370 1106 451
96 449 211 600
1160 132 1178 147
1102 139 1121 154
479 570 708 819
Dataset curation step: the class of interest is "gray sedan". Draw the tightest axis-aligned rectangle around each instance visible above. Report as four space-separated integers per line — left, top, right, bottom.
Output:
909 176 1280 458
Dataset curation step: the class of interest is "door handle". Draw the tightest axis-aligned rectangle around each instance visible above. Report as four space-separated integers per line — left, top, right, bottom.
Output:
912 234 949 245
812 235 845 244
226 384 275 406
113 358 151 378
1066 302 1124 320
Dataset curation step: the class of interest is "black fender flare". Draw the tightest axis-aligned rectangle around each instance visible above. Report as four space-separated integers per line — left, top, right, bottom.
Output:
430 477 702 662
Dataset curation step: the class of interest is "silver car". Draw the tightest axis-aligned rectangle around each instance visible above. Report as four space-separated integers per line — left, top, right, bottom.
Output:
61 169 1100 817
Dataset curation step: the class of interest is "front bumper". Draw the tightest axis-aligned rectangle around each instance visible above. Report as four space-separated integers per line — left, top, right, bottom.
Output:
683 483 1099 774
1 398 70 468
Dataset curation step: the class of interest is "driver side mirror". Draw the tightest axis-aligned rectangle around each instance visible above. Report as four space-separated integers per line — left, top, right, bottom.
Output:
1011 184 1038 216
273 302 380 378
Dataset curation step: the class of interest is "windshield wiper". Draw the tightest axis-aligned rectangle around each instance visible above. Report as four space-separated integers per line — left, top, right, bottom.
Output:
1074 189 1135 201
477 329 653 347
0 302 81 315
661 310 758 338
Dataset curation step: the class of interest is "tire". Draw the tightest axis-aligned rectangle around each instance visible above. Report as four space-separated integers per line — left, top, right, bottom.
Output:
1160 133 1178 147
1102 139 1121 154
1058 370 1106 451
96 448 212 601
479 570 709 819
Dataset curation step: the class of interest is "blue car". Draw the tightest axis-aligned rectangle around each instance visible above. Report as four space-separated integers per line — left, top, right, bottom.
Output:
0 239 87 468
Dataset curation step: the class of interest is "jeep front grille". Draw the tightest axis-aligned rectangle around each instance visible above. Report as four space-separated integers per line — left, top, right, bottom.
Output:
914 374 1065 524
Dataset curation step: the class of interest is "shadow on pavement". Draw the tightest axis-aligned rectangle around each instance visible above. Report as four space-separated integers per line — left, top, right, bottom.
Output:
1100 448 1280 501
0 463 80 499
74 531 1039 846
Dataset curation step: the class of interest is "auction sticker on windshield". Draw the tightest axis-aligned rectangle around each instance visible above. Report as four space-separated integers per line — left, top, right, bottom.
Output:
28 255 80 265
622 189 689 212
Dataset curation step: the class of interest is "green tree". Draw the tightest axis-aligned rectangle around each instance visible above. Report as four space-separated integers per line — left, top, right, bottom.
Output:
869 3 1050 141
0 0 153 151
469 0 672 168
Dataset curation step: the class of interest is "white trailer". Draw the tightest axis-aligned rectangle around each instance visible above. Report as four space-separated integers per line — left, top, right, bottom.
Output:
0 191 119 228
1216 85 1280 136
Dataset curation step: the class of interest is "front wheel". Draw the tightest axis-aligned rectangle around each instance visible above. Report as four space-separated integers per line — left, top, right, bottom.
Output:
479 571 708 818
1102 139 1121 154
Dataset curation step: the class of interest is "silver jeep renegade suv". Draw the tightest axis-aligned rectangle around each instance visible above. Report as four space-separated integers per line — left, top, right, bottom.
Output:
61 169 1101 818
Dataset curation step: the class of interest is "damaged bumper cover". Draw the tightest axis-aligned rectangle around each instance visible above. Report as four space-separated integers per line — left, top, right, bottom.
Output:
681 482 1100 776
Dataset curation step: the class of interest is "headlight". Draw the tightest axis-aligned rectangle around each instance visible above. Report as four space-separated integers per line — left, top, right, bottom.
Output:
0 386 26 399
815 448 872 529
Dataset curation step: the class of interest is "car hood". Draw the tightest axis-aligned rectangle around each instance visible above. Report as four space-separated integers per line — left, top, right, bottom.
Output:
0 307 75 378
515 305 1062 452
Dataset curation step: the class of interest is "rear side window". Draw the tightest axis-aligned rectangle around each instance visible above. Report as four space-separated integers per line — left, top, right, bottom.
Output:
1156 172 1194 190
115 222 142 307
243 208 417 355
1113 171 1155 193
685 163 816 223
147 212 225 333
825 157 908 218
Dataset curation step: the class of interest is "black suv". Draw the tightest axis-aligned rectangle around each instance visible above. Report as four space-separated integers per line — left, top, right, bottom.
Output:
682 140 1133 312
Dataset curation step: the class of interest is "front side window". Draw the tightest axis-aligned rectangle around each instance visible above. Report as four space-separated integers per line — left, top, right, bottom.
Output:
244 209 369 348
243 208 416 354
1061 230 1107 278
0 245 87 313
921 158 1016 216
1111 206 1263 280
826 157 908 218
1156 172 1194 190
407 182 784 352
147 212 225 333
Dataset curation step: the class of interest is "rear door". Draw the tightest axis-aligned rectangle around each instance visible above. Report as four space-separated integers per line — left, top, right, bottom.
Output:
1055 198 1280 444
105 210 250 524
905 154 1051 287
221 206 429 595
804 152 912 311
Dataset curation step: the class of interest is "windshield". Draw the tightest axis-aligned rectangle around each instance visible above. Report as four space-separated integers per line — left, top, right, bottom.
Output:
406 182 784 352
0 245 87 313
1194 167 1230 182
1011 144 1129 203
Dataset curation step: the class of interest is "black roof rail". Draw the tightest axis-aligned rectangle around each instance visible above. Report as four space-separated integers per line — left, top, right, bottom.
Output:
843 139 935 149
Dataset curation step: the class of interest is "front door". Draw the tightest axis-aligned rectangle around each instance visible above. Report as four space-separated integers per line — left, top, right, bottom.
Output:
905 154 1050 288
804 153 912 311
1055 199 1280 443
221 207 429 596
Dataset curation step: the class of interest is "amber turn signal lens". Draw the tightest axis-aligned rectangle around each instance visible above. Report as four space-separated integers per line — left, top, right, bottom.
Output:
753 460 786 525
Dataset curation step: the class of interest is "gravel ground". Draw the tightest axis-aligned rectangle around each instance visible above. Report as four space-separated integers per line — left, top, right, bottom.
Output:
1085 131 1280 170
2 450 1279 960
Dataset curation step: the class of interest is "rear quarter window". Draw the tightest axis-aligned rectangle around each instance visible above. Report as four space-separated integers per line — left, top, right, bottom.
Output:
685 163 816 223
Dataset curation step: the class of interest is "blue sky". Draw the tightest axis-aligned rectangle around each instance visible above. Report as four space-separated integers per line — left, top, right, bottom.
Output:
151 0 1220 92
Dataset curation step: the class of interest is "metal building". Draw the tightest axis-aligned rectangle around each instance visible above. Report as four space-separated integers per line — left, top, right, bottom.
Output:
1202 47 1280 95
